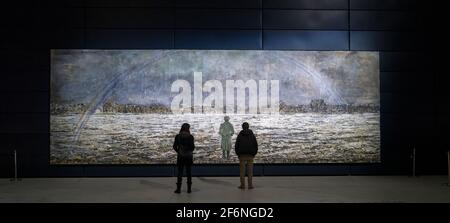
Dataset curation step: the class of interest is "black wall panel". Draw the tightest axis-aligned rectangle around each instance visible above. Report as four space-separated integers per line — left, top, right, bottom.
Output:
380 114 410 143
175 0 262 9
1 50 50 71
19 155 84 177
81 166 175 177
192 166 256 176
86 0 173 8
35 29 86 49
350 31 423 51
0 71 49 91
0 114 49 133
0 8 36 28
0 133 49 155
176 9 261 29
0 92 48 113
262 165 351 175
175 30 261 49
351 11 420 31
33 8 84 28
2 29 84 49
264 30 348 50
379 52 425 72
86 8 174 28
85 29 174 49
0 0 442 177
381 93 434 115
0 155 13 177
380 72 419 93
264 0 348 9
437 115 450 146
35 0 86 8
435 70 448 115
263 10 348 30
350 0 418 10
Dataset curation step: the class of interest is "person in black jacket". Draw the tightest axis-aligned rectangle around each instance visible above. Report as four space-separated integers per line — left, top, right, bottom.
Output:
235 122 258 189
173 123 195 194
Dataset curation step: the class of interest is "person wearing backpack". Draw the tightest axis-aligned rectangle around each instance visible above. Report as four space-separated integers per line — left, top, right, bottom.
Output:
234 122 258 189
173 123 195 194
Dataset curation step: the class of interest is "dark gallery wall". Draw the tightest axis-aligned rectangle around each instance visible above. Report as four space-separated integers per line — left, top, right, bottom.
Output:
0 0 445 177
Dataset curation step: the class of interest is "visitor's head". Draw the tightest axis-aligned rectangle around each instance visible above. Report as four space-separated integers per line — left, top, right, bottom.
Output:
224 116 230 122
180 123 190 134
242 122 249 130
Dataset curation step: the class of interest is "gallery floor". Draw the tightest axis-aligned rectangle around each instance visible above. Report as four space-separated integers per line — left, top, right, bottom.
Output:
1 176 449 203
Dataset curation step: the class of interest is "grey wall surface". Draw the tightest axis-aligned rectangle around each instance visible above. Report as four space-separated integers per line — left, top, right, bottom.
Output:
0 0 445 177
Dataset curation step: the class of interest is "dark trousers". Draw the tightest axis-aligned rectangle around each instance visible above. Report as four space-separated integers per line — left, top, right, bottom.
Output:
177 163 192 184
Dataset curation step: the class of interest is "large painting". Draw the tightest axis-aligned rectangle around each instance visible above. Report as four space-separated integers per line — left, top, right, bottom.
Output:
50 50 380 164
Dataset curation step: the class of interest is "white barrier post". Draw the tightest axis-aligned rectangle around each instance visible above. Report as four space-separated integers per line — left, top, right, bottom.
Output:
412 147 416 177
14 150 17 180
10 150 21 182
447 151 449 186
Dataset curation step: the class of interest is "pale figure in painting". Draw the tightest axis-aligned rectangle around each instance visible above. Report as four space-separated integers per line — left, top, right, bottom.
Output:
219 116 234 159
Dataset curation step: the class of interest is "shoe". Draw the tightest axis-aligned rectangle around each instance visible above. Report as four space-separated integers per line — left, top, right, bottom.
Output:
238 185 245 189
174 183 181 194
248 186 254 189
187 184 192 193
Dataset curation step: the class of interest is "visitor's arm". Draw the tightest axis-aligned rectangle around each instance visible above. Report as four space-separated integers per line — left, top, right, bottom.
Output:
190 135 195 151
235 135 240 152
253 134 258 153
173 135 179 152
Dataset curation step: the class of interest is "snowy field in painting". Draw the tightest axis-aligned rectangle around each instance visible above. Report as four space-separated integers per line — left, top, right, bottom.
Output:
50 113 380 164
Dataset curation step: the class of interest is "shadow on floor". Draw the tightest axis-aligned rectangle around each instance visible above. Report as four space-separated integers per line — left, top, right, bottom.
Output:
197 177 235 186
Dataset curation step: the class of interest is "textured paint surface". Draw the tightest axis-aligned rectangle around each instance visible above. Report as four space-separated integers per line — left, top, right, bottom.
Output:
50 50 380 164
